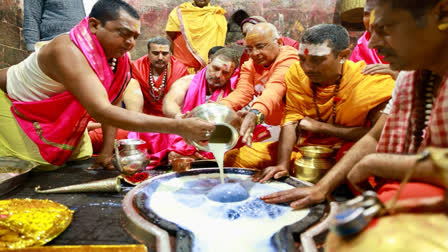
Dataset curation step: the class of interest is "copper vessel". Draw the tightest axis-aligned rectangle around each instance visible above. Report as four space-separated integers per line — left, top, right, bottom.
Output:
294 146 335 183
188 103 241 152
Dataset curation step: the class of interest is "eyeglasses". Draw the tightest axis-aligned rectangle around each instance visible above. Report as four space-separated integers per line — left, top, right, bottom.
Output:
246 40 277 54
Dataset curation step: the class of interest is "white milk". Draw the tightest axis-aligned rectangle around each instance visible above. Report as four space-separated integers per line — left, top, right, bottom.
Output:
209 142 226 184
148 174 309 252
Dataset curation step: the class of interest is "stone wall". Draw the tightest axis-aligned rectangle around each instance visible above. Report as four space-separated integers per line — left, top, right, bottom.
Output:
0 0 27 68
1 0 363 66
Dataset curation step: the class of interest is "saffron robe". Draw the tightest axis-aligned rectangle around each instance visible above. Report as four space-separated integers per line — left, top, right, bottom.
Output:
225 60 395 169
165 2 227 72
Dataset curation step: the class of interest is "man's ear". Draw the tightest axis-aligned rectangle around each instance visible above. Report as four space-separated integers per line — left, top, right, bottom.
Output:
338 48 351 60
88 17 102 34
276 37 284 46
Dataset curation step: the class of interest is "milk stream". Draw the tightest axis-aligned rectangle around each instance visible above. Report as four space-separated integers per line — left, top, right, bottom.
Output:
209 142 226 184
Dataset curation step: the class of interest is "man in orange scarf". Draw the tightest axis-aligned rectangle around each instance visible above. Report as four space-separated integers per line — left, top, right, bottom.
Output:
244 24 394 176
220 23 299 150
165 0 227 73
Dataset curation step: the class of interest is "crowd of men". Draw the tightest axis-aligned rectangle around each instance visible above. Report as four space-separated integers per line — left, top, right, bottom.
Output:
1 0 447 248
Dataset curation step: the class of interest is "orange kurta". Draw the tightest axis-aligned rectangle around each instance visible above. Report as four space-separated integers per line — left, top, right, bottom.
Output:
225 60 395 169
131 55 188 116
220 46 299 125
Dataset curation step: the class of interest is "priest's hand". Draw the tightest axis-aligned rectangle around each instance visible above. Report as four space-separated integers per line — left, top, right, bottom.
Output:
240 111 257 147
260 185 327 209
362 64 399 80
89 152 115 170
178 117 215 143
252 165 289 183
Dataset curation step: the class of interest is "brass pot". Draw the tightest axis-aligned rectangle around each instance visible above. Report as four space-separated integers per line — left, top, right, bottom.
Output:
188 103 241 152
294 146 335 183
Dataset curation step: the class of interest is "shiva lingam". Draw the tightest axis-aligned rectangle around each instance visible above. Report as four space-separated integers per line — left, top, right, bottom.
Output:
121 168 327 252
187 103 241 152
113 139 149 176
294 146 335 184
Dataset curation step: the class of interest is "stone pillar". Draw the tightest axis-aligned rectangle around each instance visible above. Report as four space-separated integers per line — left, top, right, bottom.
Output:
0 0 27 68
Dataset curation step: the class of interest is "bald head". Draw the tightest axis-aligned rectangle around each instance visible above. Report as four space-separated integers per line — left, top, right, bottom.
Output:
245 23 282 66
246 23 279 42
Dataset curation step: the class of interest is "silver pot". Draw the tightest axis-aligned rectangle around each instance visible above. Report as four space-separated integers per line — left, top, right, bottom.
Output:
113 139 148 175
188 103 241 152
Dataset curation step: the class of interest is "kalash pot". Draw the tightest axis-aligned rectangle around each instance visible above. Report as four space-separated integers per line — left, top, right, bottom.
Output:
294 146 335 183
113 139 149 175
188 103 241 152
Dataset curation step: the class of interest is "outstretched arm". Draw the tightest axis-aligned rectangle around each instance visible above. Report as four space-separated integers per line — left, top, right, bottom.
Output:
261 112 387 209
38 36 214 142
162 75 193 118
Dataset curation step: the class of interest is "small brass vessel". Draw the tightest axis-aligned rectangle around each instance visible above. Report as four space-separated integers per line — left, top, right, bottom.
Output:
294 146 335 183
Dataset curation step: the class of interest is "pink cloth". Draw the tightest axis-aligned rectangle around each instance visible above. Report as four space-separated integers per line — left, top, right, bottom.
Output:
349 31 387 65
128 67 240 169
9 17 130 165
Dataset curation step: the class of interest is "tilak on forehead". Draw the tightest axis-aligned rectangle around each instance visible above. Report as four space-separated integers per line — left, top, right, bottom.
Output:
213 57 232 71
298 41 332 57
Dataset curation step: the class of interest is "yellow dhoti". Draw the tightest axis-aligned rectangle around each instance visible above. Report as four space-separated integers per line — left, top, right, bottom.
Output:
224 141 301 169
0 89 92 170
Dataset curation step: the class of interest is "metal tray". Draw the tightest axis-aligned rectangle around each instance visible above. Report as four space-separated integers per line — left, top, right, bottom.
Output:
0 157 33 197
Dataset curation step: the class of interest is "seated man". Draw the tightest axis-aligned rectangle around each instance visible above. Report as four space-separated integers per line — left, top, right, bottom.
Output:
130 36 189 116
0 0 214 170
236 16 300 68
350 0 399 80
261 0 447 216
128 48 239 167
226 24 394 170
88 36 189 154
327 1 448 249
220 22 299 153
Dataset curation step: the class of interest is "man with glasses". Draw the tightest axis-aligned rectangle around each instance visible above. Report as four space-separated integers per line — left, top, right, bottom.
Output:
220 23 299 151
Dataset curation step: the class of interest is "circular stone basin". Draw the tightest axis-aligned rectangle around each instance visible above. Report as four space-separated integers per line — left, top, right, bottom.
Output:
122 168 326 252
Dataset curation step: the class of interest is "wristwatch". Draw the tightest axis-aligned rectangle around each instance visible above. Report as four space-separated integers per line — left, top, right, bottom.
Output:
249 109 265 125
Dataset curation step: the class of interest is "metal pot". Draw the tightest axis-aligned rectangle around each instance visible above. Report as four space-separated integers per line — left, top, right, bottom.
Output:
188 103 241 152
113 139 148 175
294 146 335 183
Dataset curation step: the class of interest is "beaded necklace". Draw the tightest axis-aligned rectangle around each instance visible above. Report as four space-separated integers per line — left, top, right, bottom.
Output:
148 66 167 101
412 70 440 150
311 75 341 125
108 58 117 72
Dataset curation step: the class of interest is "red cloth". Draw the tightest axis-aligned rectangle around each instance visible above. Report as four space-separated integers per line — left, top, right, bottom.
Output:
376 181 445 203
89 128 129 154
9 17 130 165
131 55 188 116
349 31 387 65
